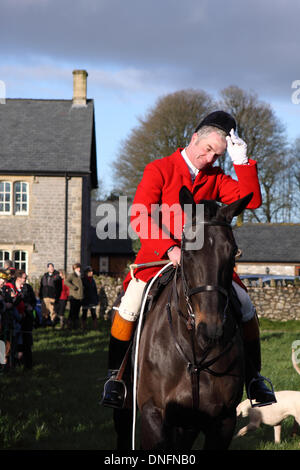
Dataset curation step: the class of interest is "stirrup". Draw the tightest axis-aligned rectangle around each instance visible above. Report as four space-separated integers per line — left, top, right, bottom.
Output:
247 375 277 408
101 375 127 409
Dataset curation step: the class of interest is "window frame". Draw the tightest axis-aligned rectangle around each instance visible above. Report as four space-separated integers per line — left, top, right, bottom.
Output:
0 181 12 215
0 250 11 269
14 181 29 216
0 180 30 216
13 250 28 273
99 256 109 273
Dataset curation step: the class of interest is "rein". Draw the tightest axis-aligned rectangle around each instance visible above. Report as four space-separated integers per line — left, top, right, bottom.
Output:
166 219 237 410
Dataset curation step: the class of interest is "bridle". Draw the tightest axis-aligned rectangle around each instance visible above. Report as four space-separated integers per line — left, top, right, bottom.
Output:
166 219 238 409
180 219 231 328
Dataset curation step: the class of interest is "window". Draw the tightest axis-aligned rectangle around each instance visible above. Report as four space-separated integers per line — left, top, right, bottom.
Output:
13 251 28 272
14 182 28 214
0 181 12 214
99 256 109 273
0 250 10 268
0 181 29 215
296 266 300 276
0 249 29 273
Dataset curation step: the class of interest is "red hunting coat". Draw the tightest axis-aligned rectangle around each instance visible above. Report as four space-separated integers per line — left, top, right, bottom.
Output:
123 148 262 291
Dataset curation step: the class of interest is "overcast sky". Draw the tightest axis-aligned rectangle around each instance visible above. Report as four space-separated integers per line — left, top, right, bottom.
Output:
1 0 300 192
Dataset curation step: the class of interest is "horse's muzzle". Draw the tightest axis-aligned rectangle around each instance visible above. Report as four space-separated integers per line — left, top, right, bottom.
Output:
197 318 224 345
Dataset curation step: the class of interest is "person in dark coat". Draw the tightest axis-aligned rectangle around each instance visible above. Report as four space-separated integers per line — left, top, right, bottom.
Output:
81 266 99 330
99 282 108 319
39 263 62 326
19 271 36 368
6 270 36 369
0 270 14 370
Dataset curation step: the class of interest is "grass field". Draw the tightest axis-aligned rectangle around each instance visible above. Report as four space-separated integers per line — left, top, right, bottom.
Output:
0 317 300 451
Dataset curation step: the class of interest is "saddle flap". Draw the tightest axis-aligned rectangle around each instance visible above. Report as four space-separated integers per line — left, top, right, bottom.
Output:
144 264 176 311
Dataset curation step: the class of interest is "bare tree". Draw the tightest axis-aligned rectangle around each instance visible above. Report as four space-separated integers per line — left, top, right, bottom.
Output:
91 177 108 200
290 137 300 220
219 86 289 223
112 89 215 196
111 85 292 223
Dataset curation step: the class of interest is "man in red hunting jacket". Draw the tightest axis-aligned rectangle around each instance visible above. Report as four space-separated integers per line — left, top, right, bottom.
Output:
102 111 276 409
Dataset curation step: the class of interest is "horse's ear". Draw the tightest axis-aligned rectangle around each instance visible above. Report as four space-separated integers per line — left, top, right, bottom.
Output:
219 192 253 223
179 186 195 210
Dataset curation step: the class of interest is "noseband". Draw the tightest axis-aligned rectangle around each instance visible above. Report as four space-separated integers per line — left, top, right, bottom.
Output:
166 219 237 409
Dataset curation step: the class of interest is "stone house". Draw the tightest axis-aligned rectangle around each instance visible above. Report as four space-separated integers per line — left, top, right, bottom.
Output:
0 70 97 279
233 223 300 276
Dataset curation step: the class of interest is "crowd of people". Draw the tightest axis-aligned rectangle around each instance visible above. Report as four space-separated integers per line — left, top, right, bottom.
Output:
0 260 108 373
39 262 108 330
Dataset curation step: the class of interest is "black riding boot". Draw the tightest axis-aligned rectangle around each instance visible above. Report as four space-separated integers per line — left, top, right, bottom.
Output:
101 335 130 409
243 315 276 407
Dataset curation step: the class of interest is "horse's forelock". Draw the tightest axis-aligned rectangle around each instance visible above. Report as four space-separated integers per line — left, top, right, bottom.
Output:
198 199 220 221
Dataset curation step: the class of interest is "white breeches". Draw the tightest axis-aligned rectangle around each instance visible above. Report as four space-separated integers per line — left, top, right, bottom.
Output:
118 277 147 322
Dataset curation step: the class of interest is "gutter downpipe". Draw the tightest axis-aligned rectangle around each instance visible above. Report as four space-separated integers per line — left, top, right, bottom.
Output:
64 173 70 273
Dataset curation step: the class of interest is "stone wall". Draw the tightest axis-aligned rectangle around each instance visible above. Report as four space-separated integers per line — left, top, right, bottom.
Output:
246 285 300 321
95 274 123 297
95 276 300 322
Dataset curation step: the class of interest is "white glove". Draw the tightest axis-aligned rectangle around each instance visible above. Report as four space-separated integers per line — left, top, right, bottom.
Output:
226 129 248 165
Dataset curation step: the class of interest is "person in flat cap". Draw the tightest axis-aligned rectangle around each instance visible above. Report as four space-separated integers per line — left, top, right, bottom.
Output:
102 110 275 408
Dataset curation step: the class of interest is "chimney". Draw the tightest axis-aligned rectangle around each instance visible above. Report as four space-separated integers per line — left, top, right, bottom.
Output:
72 69 88 106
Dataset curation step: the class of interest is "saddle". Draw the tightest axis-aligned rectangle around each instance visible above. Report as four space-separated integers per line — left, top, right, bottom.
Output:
144 266 243 325
143 264 176 313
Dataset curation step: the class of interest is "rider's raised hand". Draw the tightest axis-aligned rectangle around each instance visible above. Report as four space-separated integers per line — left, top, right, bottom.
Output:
226 128 248 165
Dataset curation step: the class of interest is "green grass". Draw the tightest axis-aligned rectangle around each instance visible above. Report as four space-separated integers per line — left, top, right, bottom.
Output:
0 318 300 450
259 317 300 332
230 318 300 450
0 318 113 450
231 326 300 450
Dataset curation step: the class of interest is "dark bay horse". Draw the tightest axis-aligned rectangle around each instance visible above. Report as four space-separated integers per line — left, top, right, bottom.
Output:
131 187 254 450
